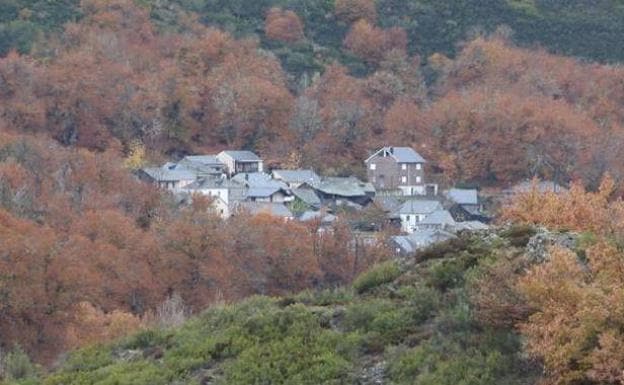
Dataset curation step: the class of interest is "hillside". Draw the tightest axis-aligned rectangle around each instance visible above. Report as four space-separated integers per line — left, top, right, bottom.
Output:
4 1 624 384
2 227 543 385
4 0 624 70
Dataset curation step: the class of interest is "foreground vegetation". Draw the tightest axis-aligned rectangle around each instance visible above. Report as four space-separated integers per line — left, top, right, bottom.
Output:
6 181 624 384
3 229 542 385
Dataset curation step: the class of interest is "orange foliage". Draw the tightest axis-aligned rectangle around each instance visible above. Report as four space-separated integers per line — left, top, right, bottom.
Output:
501 176 624 236
344 20 406 64
65 302 144 349
335 0 377 23
0 132 387 363
265 8 305 43
518 243 624 385
501 176 624 384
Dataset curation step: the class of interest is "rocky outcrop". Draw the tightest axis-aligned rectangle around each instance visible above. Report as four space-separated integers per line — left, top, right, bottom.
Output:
525 228 578 264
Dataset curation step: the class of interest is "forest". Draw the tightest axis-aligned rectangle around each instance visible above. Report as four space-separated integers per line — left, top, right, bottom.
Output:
2 0 624 384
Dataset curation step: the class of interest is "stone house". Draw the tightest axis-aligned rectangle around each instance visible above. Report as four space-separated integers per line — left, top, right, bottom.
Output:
137 163 196 192
217 150 263 176
365 146 427 195
178 155 226 177
232 172 294 204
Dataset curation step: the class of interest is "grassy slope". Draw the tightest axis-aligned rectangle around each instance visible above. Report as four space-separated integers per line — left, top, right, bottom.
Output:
6 227 541 385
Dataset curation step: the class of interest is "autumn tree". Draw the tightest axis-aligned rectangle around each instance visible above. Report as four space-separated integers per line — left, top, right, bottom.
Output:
335 0 377 23
344 20 406 64
518 243 624 385
265 7 304 44
501 176 623 236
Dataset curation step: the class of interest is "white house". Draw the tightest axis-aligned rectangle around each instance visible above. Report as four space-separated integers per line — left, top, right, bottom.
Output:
182 176 244 218
394 199 443 233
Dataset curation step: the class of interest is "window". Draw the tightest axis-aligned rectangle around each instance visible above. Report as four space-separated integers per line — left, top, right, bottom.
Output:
405 215 410 221
370 163 376 170
401 176 407 184
416 163 422 170
401 164 407 170
416 176 422 183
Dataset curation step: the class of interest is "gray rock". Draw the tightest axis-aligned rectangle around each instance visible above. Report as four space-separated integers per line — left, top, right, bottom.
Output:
525 228 578 264
359 361 385 385
114 349 143 362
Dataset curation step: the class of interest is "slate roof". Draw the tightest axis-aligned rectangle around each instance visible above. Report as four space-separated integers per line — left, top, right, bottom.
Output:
228 182 248 202
141 165 196 181
292 188 321 208
393 229 456 254
407 229 456 248
232 172 289 190
181 155 222 166
316 177 375 197
183 176 233 190
446 188 478 205
396 199 442 215
454 221 489 231
373 196 402 213
247 186 283 198
365 146 426 163
421 209 456 226
392 235 415 254
272 169 321 187
299 211 337 223
237 202 293 218
219 150 261 162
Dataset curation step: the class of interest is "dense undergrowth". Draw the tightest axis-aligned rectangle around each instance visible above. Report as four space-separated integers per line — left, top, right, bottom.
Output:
4 227 543 385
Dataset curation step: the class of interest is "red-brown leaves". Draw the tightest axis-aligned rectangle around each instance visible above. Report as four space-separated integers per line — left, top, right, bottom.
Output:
335 0 377 23
265 8 305 44
501 176 620 235
344 20 407 64
517 242 624 385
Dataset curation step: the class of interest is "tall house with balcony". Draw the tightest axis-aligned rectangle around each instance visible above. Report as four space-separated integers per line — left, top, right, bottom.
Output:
365 146 426 196
217 150 263 177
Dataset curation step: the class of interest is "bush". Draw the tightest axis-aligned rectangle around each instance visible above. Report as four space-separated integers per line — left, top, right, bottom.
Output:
416 238 469 262
352 261 402 294
294 287 354 306
500 224 536 247
426 259 467 291
1 346 37 381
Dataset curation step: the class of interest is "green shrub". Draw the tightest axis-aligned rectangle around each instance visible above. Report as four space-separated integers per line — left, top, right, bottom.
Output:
1 346 37 381
416 238 469 262
123 330 168 350
294 287 355 306
352 261 402 294
500 224 536 247
426 259 466 291
399 285 441 323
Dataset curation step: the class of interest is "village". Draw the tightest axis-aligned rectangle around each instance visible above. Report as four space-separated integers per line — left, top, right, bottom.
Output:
136 146 561 257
